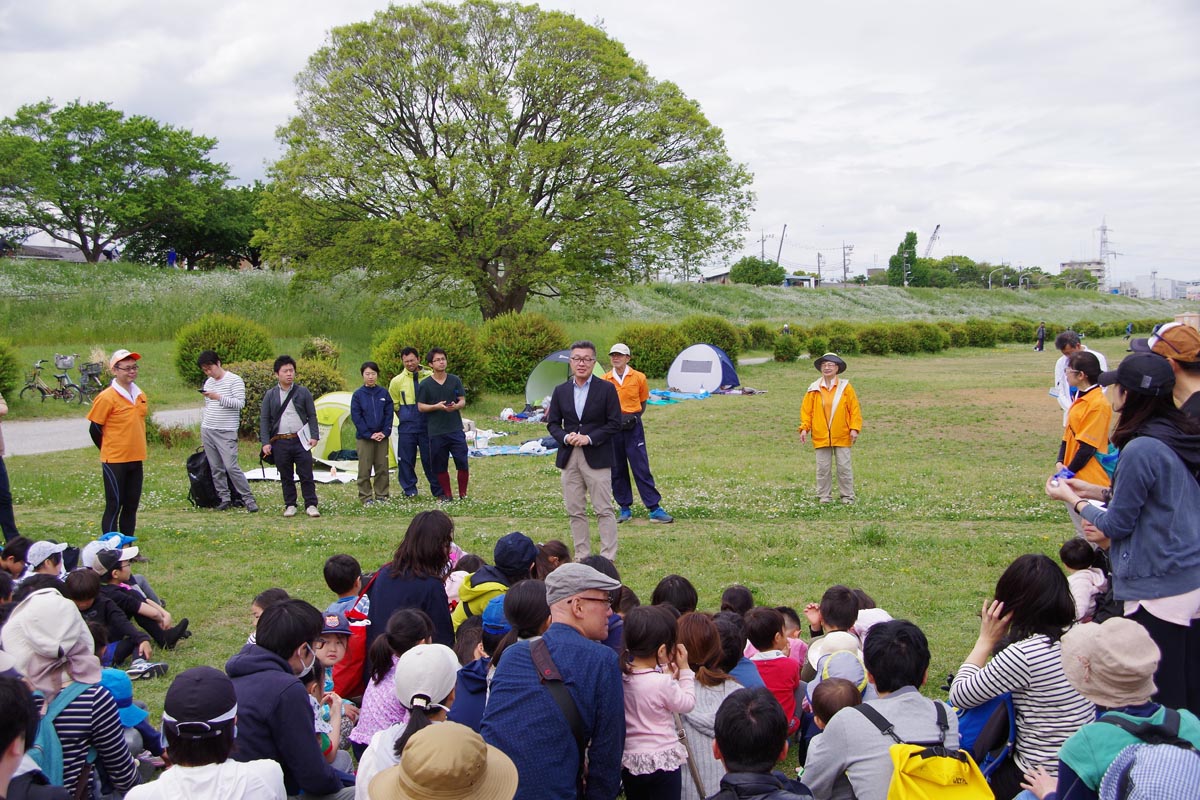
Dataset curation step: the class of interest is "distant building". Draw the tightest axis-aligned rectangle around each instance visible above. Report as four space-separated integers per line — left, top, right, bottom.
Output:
13 245 88 263
784 274 815 288
1126 274 1190 301
1059 259 1107 291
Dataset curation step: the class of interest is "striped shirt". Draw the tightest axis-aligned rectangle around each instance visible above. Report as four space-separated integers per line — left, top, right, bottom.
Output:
36 684 140 792
949 634 1094 774
201 371 246 431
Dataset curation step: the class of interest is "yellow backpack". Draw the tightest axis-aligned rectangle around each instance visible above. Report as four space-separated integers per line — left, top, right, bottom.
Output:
856 701 994 800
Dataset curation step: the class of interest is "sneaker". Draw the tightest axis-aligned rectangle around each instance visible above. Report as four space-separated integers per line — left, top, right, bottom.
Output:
841 498 855 505
617 507 633 524
127 658 169 681
648 508 674 524
283 505 297 517
245 499 259 513
362 499 374 507
306 506 320 518
215 501 232 511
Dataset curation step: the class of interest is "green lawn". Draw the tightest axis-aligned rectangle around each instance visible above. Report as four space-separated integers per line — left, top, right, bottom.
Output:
6 336 1116 715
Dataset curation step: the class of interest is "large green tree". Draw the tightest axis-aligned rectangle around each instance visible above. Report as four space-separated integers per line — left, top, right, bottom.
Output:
258 0 754 318
0 100 227 262
887 232 918 286
123 182 266 269
728 256 785 286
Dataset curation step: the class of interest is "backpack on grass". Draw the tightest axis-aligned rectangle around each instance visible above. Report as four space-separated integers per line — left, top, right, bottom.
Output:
856 701 993 799
1097 709 1200 799
186 447 243 508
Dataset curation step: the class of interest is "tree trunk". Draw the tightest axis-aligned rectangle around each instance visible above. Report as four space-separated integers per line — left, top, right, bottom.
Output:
479 283 530 320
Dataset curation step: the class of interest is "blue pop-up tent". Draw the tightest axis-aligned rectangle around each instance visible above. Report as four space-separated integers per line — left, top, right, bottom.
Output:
666 343 739 393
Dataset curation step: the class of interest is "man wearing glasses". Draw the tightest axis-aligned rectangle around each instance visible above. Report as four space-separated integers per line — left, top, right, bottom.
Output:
482 563 625 800
87 349 149 536
546 341 623 560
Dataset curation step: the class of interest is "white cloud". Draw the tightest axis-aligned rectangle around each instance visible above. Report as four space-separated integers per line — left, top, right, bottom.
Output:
1 0 1197 280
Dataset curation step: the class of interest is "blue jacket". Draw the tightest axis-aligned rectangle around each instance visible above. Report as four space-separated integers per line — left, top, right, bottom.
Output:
710 772 814 799
225 643 346 796
363 569 455 684
350 384 394 439
447 656 489 732
482 623 625 800
1081 435 1200 600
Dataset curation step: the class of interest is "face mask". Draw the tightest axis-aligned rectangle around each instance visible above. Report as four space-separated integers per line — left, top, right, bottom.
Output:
299 643 317 676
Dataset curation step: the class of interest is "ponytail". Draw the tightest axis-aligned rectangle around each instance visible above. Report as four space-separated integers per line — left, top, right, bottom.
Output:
392 693 450 759
368 608 434 686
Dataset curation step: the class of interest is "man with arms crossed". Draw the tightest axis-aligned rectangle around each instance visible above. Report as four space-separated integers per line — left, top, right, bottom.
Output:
546 341 622 560
388 347 443 499
198 350 258 512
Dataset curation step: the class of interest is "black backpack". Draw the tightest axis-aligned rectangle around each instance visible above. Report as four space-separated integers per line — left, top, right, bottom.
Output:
186 448 242 508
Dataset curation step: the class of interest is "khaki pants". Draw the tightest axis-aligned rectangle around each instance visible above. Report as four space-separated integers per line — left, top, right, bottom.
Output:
562 447 618 560
815 446 855 502
356 437 390 502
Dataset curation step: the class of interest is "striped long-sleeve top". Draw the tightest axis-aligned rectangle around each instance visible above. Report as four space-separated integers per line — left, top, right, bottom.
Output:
201 370 246 431
37 683 140 792
949 634 1094 775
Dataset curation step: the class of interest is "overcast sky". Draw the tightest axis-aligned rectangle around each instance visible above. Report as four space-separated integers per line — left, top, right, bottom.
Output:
2 0 1197 282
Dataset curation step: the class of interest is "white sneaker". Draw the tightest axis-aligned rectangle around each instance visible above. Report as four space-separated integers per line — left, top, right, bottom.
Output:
306 506 320 518
283 506 297 517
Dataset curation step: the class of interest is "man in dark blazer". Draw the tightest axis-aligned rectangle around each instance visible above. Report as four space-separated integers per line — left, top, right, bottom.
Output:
546 340 623 560
260 355 321 518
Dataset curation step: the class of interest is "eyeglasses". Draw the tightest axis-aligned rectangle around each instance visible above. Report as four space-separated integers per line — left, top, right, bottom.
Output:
115 364 139 372
570 356 596 364
575 595 611 607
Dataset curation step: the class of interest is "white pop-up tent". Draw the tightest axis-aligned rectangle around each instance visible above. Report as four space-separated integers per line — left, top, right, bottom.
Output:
524 350 606 407
666 344 739 393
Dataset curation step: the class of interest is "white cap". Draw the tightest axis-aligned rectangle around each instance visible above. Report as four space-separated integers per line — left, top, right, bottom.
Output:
109 349 141 370
26 540 68 568
608 343 631 356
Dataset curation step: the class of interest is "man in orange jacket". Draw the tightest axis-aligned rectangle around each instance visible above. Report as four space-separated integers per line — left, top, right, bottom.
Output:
798 353 863 504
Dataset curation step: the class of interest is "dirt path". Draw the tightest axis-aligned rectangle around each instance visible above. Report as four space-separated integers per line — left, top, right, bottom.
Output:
3 407 201 456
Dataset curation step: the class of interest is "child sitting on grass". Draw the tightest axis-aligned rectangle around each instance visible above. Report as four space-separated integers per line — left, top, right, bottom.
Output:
802 585 860 682
248 587 290 644
323 554 363 616
810 677 862 731
747 607 802 735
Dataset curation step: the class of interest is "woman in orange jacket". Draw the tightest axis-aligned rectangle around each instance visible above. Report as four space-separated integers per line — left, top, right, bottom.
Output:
798 353 863 504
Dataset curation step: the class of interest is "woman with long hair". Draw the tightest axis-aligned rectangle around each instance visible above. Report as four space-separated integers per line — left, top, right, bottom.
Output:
948 554 1094 800
676 612 742 800
365 510 455 660
1047 352 1200 715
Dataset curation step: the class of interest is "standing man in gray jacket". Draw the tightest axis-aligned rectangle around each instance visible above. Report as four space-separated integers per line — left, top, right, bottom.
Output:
260 355 320 518
198 350 258 513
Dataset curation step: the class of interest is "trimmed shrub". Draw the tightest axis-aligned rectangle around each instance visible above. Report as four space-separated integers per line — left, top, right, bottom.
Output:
909 322 950 353
300 336 341 368
0 337 20 396
675 315 742 363
821 322 861 356
372 318 483 398
1002 320 1036 343
806 335 830 360
174 313 273 386
856 325 892 356
888 324 921 354
963 318 998 348
773 333 803 363
229 358 348 439
615 323 686 379
946 324 970 348
743 322 778 351
1070 320 1102 339
478 312 568 394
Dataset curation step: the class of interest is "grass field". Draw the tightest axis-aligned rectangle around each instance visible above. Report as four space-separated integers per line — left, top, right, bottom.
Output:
6 332 1129 717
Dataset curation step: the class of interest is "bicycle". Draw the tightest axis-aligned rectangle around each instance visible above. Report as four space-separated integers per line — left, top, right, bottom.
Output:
78 360 105 402
19 355 84 403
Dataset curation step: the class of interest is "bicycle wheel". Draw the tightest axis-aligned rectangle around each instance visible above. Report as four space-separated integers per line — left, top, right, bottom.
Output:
19 385 46 402
61 385 83 404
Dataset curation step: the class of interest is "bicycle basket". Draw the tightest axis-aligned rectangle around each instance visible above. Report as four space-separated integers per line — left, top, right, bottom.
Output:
54 354 77 370
80 362 103 379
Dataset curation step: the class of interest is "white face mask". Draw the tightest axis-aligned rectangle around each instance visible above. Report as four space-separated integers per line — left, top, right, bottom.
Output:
298 643 318 676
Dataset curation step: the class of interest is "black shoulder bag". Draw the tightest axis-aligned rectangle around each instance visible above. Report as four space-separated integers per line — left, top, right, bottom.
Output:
531 638 589 799
260 387 297 466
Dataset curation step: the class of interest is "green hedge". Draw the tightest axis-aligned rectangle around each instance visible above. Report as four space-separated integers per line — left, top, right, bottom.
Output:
676 315 742 363
174 313 274 386
773 333 804 362
372 319 483 399
478 312 568 394
743 322 778 350
615 323 687 379
0 338 20 397
229 358 348 439
963 318 998 348
300 337 341 369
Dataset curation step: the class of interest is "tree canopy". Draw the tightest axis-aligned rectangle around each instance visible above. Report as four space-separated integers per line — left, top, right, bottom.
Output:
728 256 785 286
887 232 918 286
0 100 228 263
258 0 753 318
123 182 266 269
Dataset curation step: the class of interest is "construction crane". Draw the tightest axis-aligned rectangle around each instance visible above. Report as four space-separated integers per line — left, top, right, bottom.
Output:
923 224 941 259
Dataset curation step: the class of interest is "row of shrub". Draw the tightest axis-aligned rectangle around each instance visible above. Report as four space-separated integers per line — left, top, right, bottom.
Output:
769 317 1168 361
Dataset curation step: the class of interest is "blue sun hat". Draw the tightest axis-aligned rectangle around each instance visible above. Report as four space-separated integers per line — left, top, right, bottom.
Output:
482 595 512 636
100 668 149 728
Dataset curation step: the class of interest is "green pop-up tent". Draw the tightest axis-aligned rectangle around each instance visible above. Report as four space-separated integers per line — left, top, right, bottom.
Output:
524 350 606 409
